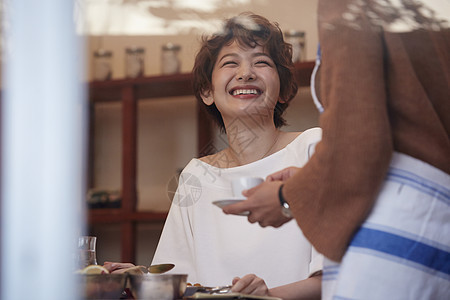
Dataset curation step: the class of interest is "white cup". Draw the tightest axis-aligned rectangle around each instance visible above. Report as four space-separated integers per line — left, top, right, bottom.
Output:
231 177 264 198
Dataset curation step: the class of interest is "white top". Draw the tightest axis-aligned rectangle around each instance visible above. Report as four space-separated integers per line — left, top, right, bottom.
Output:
152 127 323 288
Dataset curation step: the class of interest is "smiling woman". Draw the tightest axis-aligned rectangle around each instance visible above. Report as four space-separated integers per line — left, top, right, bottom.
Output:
193 13 297 135
151 13 323 300
85 0 322 291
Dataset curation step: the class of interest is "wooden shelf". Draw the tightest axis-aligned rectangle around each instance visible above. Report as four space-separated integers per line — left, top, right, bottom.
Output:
88 61 314 102
87 61 315 262
87 72 207 263
89 73 194 102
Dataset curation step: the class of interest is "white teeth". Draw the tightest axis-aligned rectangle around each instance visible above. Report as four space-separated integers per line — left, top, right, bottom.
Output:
232 89 258 96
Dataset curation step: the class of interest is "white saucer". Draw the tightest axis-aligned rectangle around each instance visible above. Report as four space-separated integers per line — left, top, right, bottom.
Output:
212 198 249 216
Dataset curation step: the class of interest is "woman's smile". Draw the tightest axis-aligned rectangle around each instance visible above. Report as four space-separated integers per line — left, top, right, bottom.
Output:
229 85 263 98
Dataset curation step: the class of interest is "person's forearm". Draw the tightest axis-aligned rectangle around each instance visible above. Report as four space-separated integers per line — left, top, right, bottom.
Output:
268 275 321 300
283 0 393 262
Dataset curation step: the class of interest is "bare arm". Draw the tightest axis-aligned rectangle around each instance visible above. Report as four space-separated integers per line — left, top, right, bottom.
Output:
269 274 321 300
231 273 321 300
281 0 393 261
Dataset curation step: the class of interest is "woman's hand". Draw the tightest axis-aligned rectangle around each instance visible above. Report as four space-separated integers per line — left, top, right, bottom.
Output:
103 261 135 273
231 274 269 296
224 180 291 227
266 166 300 182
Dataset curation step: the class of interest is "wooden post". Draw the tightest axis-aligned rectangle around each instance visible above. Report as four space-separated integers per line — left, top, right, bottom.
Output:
121 84 137 262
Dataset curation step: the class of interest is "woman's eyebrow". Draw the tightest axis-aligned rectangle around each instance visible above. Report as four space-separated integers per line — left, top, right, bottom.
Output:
218 53 238 63
217 52 272 63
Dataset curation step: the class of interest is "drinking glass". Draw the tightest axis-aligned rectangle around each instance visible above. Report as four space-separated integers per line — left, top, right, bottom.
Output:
77 236 98 269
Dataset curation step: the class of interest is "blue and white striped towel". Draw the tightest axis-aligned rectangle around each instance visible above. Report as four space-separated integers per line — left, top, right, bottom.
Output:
322 152 450 300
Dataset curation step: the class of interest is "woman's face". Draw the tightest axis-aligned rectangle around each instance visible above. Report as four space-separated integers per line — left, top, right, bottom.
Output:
205 41 281 126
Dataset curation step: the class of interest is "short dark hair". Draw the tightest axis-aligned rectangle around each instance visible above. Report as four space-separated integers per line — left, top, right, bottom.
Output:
192 12 298 132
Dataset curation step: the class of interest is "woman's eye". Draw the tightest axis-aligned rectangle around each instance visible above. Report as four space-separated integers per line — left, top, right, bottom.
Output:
255 60 271 66
222 61 237 67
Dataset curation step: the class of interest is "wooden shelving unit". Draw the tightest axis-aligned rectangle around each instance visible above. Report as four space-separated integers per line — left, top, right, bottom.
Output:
87 61 315 263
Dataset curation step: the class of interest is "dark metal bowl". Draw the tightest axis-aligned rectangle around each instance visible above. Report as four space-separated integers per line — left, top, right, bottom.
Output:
128 274 188 300
78 274 127 300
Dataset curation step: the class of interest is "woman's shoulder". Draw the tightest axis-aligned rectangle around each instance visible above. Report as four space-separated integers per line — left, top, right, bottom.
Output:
298 127 322 142
178 157 208 175
196 150 232 169
197 151 223 165
283 127 322 147
287 127 322 160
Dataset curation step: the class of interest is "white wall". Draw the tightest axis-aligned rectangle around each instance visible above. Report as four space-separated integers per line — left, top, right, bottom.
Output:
85 0 319 80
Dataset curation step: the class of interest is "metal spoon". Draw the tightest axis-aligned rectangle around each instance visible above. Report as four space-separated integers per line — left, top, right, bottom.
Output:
206 285 232 294
148 263 175 274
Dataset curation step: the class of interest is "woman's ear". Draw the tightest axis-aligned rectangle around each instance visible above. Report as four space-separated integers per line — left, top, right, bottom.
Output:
201 90 214 106
277 97 286 104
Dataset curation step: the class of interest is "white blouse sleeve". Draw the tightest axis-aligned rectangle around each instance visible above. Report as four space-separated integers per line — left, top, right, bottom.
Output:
151 177 198 282
309 246 324 276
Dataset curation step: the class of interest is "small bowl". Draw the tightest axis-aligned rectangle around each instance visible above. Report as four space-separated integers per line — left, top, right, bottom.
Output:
78 274 127 300
128 274 188 300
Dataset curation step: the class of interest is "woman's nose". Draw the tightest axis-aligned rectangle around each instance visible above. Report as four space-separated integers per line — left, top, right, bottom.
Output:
236 65 255 81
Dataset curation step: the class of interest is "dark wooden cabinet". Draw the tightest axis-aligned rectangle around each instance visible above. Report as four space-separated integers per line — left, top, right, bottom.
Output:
87 61 315 262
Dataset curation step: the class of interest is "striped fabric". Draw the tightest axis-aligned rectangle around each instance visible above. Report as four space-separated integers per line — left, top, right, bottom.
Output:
322 152 450 300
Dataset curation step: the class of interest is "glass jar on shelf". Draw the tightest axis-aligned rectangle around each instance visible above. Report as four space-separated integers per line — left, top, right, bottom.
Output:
161 43 181 75
284 30 306 63
93 49 112 81
125 46 145 78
